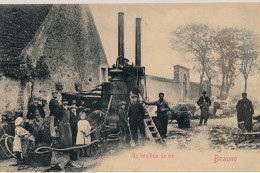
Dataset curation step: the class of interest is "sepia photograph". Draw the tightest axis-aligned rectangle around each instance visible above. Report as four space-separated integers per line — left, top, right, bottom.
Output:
0 2 260 172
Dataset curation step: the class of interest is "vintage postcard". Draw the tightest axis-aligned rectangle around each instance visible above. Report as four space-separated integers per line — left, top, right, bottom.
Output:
0 2 260 172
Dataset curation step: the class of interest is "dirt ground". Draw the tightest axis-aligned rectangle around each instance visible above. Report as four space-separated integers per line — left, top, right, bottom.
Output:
1 113 259 172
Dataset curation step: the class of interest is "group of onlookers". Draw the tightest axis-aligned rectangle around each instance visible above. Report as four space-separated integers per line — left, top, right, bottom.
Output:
13 91 92 168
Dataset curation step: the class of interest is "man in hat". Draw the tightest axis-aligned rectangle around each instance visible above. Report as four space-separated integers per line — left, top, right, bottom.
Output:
117 101 130 145
128 94 146 145
236 93 254 132
49 91 60 126
197 91 212 125
144 92 170 140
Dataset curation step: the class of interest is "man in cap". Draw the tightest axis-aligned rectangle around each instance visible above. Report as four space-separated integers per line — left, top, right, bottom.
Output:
128 94 146 145
26 96 45 145
27 96 45 120
54 98 73 171
49 91 60 126
117 101 130 145
236 93 254 132
197 91 211 125
144 92 170 140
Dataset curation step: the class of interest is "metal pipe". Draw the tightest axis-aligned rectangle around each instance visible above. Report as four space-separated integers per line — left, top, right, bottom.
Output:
135 18 141 67
118 12 124 57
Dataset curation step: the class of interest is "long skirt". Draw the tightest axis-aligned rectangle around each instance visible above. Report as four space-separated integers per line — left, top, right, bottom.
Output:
58 122 72 148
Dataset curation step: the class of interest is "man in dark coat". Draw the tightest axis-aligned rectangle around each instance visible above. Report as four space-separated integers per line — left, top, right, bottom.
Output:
27 97 45 120
197 91 211 125
56 98 72 148
26 96 45 145
49 91 60 126
236 93 254 132
128 94 146 145
144 92 170 140
70 105 79 146
53 98 73 171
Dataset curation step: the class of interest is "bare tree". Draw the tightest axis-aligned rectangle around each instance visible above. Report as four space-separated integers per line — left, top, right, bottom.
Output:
237 29 260 93
171 24 216 97
212 28 241 99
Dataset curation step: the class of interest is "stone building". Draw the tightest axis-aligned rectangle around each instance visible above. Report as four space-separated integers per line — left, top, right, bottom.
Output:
0 4 108 116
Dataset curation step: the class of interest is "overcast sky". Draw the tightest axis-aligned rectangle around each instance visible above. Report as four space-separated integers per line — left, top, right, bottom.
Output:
89 3 260 100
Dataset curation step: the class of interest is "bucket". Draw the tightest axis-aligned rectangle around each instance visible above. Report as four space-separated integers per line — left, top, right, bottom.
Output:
28 151 52 167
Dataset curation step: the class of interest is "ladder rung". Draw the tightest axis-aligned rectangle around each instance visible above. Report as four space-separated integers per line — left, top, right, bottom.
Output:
150 130 157 133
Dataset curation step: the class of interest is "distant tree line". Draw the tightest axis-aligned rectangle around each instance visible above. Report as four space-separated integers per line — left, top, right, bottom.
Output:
171 24 260 99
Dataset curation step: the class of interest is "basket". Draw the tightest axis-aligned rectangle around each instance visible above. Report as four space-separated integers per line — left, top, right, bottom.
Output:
28 151 52 167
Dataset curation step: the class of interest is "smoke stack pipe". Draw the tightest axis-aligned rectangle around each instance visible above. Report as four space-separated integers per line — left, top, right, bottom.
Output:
118 12 124 57
135 18 141 67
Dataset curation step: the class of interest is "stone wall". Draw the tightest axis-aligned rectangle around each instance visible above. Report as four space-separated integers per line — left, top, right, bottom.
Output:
0 76 31 116
146 75 182 105
20 5 109 110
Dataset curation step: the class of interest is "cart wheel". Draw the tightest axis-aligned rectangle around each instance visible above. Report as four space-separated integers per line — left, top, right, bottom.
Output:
89 144 98 156
4 135 16 158
230 128 245 141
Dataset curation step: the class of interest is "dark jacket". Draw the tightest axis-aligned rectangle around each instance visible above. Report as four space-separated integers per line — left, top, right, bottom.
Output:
117 108 128 125
49 98 60 116
70 112 79 129
128 102 145 123
236 98 254 122
146 99 170 116
27 104 45 120
197 96 211 109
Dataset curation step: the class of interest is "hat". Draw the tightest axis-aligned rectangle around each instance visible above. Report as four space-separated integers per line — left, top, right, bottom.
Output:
131 94 138 98
52 91 58 95
119 101 127 105
202 91 207 94
159 92 164 96
15 117 23 126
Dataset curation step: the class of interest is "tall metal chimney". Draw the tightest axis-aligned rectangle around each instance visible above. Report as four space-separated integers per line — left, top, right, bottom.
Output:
135 18 141 67
118 12 124 57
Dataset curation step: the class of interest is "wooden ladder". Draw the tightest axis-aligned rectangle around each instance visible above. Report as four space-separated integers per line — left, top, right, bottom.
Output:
143 108 163 143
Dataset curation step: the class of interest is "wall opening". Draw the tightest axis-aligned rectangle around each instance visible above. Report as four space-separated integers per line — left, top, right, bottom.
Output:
101 68 107 83
183 74 187 101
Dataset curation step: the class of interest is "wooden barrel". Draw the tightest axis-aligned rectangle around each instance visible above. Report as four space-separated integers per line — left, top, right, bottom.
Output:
252 122 260 132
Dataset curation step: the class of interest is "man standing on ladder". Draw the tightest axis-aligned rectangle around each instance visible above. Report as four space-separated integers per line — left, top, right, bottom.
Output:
144 92 170 141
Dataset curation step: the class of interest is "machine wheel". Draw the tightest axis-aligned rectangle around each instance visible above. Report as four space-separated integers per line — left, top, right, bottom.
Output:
230 128 245 141
252 122 260 132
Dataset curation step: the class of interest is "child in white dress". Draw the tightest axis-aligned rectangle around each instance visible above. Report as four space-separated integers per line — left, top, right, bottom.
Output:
76 111 92 145
76 111 92 157
13 117 35 165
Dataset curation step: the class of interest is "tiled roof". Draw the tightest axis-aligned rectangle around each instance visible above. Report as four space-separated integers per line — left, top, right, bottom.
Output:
0 5 52 61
